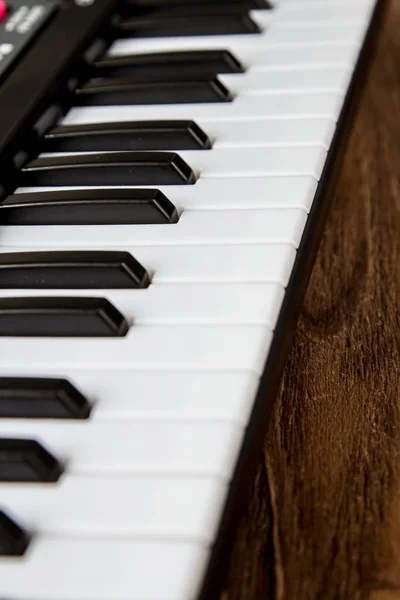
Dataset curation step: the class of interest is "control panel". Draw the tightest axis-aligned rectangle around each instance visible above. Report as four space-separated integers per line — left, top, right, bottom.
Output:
0 0 57 81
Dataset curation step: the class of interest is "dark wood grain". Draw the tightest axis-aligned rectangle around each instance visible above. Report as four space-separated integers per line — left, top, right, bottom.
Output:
222 1 400 598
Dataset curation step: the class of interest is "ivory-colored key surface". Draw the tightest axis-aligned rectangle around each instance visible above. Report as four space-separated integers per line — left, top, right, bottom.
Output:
0 325 273 373
0 209 309 247
0 283 286 327
0 244 298 285
17 176 321 209
0 371 260 423
0 475 228 541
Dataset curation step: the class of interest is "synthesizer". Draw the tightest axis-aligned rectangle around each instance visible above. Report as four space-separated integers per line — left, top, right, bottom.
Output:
0 0 385 598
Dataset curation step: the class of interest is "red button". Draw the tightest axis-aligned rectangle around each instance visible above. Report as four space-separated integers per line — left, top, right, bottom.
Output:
0 0 7 22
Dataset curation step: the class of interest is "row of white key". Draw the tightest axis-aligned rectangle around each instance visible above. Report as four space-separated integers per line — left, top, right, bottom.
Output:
0 2 378 599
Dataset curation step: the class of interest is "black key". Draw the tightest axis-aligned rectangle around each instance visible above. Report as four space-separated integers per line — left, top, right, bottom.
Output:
0 512 30 556
75 76 232 106
0 297 129 337
0 189 178 225
93 50 244 80
0 251 150 289
0 377 91 419
121 0 271 17
130 0 270 6
0 438 62 482
114 14 261 38
43 121 211 152
20 152 196 186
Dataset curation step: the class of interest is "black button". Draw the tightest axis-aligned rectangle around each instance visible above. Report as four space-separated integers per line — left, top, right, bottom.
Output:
0 251 150 289
114 14 261 37
0 511 30 556
93 50 244 80
43 121 211 152
19 152 196 186
0 438 62 482
0 377 91 419
0 297 129 337
0 189 178 225
75 76 232 106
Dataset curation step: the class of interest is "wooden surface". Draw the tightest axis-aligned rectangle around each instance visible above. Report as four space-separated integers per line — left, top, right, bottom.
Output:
222 1 400 598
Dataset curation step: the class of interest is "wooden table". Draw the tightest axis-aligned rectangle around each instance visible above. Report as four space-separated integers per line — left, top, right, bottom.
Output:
222 1 400 598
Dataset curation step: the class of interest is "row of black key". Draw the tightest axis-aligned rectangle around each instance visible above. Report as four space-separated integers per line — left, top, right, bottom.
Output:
122 0 272 16
0 0 272 554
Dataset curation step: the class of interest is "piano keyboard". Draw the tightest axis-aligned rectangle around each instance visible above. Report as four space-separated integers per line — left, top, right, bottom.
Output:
0 0 384 598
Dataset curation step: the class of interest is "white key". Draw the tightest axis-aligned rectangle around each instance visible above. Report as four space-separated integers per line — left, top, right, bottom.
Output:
0 283 286 328
220 68 352 95
0 537 208 600
0 325 273 374
0 244 297 285
0 420 244 477
252 6 373 24
66 94 345 123
1 476 227 542
0 209 309 248
279 0 374 4
43 147 327 179
206 119 336 148
280 0 373 3
0 371 259 423
109 40 361 68
18 175 320 209
27 119 336 151
251 23 367 45
109 42 362 72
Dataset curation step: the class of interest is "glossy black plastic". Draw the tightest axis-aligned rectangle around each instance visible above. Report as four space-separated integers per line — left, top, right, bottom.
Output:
0 438 63 482
43 121 211 152
0 297 129 337
114 14 261 37
19 152 196 186
0 512 30 556
75 76 232 105
0 251 150 289
121 0 271 15
93 50 244 80
0 189 178 225
0 377 91 419
0 0 118 176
